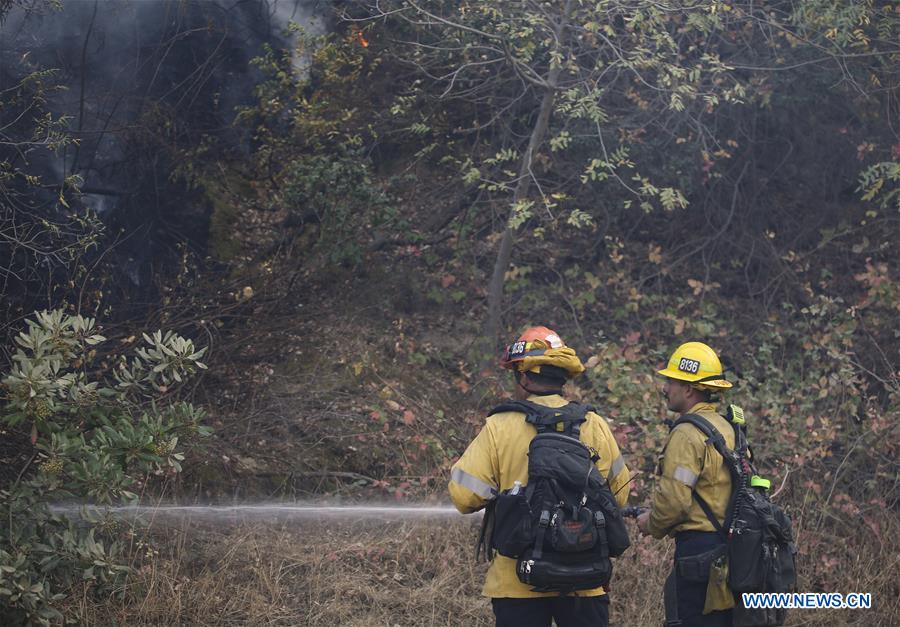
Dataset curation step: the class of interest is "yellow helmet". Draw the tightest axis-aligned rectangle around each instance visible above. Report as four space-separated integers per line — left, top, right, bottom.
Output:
657 341 732 390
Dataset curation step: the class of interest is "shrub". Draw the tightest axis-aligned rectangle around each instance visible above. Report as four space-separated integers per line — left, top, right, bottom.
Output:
0 310 210 624
282 150 394 265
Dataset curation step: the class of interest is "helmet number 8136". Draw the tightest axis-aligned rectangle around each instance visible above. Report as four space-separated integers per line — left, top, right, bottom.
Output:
678 358 700 374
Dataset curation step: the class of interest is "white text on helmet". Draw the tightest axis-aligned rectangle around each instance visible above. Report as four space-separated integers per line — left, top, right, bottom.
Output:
509 341 527 357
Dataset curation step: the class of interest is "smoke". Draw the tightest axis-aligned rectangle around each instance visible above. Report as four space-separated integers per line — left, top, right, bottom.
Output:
0 0 331 290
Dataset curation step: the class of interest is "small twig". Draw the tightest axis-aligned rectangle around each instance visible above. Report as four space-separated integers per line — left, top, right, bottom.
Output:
8 450 38 549
11 450 37 490
770 464 791 499
821 432 868 516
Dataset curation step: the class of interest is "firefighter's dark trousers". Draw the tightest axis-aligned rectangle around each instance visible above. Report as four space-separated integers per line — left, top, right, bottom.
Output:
492 595 609 627
666 531 733 627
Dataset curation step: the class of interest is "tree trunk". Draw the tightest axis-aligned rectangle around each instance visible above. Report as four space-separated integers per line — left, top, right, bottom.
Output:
483 0 572 358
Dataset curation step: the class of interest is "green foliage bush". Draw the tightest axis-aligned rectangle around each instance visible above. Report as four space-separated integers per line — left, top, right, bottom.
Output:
225 32 410 267
0 310 210 624
572 274 897 543
525 239 895 554
282 150 394 265
859 161 900 210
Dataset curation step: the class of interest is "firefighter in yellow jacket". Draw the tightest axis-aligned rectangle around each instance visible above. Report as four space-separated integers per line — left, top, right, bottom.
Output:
449 326 630 627
638 341 735 626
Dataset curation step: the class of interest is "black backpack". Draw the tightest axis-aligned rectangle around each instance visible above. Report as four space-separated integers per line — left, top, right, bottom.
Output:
477 400 630 593
672 409 797 626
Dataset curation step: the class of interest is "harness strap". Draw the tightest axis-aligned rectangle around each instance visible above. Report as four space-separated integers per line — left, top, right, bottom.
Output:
524 482 537 503
475 500 494 562
663 570 683 626
533 509 551 561
670 413 742 537
488 400 591 437
692 492 725 536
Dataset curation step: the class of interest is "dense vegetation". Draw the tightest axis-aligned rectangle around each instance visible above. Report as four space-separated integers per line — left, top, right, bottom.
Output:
1 0 897 624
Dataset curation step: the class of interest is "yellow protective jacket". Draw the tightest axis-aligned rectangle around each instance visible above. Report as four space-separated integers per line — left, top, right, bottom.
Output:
448 394 630 598
647 402 735 539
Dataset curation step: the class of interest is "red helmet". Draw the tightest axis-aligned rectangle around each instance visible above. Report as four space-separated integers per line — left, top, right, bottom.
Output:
500 326 584 377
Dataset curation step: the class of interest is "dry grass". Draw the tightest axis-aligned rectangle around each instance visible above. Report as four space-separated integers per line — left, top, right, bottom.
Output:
71 511 898 626
73 515 491 626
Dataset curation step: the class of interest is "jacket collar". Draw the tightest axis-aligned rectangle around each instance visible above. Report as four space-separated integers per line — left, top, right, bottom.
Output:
685 401 716 414
527 393 567 407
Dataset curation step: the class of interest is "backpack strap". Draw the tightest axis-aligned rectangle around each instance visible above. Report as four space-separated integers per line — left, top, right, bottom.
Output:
670 413 743 538
489 400 591 437
672 414 730 458
488 400 540 417
475 499 495 562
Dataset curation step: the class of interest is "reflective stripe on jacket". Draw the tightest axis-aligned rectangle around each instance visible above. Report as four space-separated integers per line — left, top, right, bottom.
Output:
448 394 630 598
647 402 735 539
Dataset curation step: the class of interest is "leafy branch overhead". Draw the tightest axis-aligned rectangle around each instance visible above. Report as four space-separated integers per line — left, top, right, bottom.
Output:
367 0 750 214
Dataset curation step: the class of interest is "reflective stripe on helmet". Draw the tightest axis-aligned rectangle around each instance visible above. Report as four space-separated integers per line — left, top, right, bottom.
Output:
672 465 698 487
504 347 549 362
450 467 498 499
